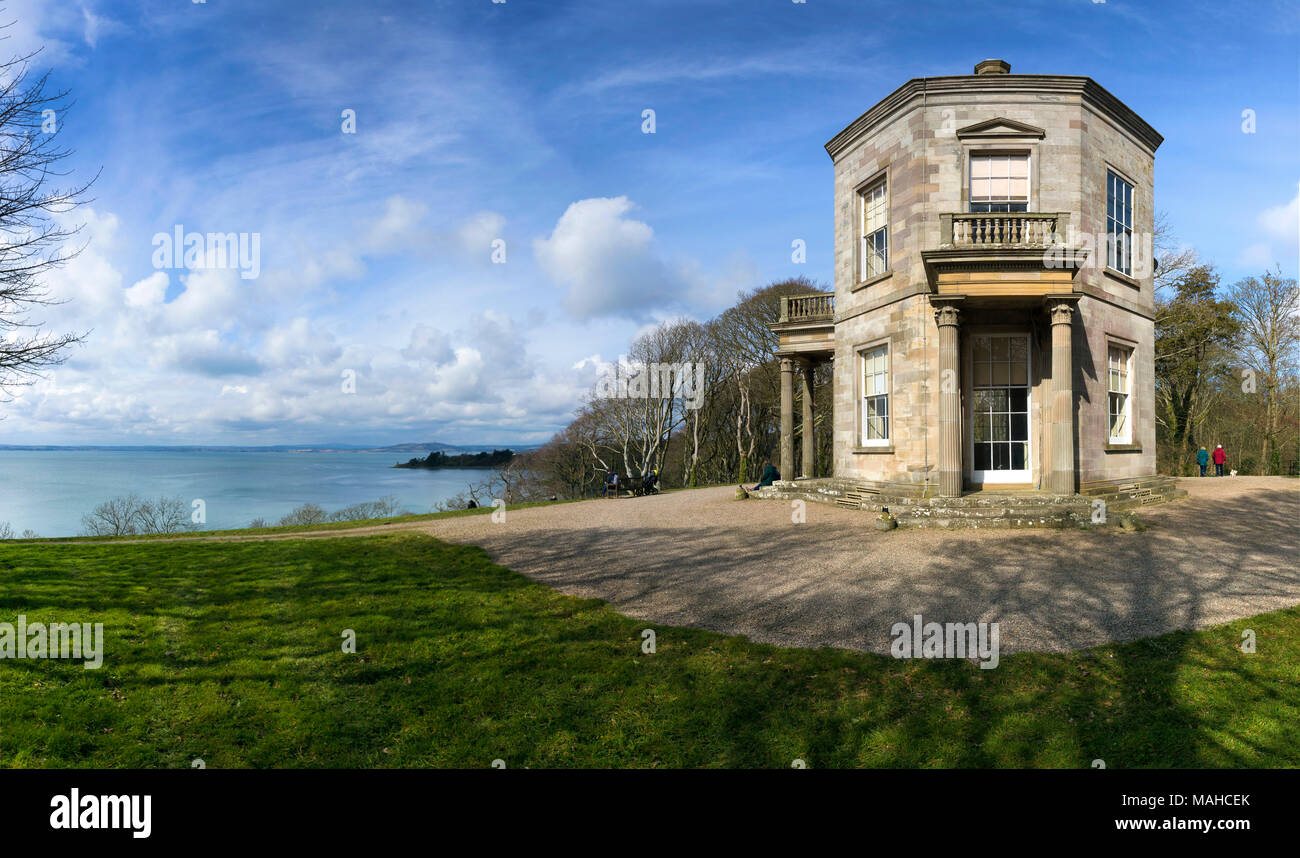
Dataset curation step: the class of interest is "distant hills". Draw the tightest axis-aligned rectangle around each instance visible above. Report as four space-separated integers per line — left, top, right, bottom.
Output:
0 442 538 453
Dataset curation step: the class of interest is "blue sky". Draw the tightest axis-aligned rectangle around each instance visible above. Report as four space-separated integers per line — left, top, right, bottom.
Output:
4 0 1297 445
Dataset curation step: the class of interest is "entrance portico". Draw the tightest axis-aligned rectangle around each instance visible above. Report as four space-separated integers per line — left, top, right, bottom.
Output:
774 294 834 480
928 293 1080 497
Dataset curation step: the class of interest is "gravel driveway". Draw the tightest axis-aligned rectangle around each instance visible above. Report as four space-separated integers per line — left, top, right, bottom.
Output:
420 477 1300 654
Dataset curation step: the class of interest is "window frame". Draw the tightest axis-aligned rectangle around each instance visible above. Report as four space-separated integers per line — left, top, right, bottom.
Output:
968 151 1031 213
1106 169 1135 276
855 173 889 284
858 342 891 447
1106 342 1134 444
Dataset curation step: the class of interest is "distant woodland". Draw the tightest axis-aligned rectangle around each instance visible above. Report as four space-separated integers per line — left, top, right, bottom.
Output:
393 449 516 469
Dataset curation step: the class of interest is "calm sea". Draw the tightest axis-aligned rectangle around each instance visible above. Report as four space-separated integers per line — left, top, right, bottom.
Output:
0 450 491 537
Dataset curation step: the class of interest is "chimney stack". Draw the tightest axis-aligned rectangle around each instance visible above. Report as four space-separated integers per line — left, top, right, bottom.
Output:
974 59 1011 75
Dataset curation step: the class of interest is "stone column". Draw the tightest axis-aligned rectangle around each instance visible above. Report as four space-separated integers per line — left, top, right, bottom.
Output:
800 359 815 479
1045 296 1080 494
933 298 964 497
779 357 794 482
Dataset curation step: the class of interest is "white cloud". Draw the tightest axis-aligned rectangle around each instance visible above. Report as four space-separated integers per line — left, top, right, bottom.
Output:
366 195 429 252
1238 186 1300 270
533 196 688 321
456 211 506 258
1257 186 1299 245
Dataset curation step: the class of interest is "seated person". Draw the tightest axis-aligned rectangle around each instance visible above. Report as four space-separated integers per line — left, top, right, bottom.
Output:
748 461 780 491
641 469 659 494
603 470 620 497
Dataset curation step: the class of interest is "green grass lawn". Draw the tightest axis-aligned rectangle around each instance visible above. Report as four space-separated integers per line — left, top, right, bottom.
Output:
1 534 1296 768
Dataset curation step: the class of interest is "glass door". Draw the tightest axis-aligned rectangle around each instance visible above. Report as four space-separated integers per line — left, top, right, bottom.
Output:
970 334 1031 484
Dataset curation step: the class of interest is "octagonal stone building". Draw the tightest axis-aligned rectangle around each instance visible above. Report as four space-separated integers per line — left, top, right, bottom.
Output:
773 60 1170 502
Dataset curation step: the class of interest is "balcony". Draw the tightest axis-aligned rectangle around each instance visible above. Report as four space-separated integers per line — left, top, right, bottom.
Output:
772 293 835 357
939 211 1068 249
923 211 1086 302
778 293 834 323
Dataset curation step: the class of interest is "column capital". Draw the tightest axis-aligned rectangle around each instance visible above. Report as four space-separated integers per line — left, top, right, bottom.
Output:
1044 294 1081 326
931 296 965 329
779 356 795 372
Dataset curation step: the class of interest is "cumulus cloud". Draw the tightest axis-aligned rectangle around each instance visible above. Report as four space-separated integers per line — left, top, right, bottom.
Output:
1238 186 1299 270
4 203 588 445
533 196 688 321
1257 186 1299 245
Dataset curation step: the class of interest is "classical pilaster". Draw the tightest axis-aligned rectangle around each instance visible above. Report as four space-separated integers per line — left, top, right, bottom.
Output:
800 358 815 479
1045 295 1080 494
932 298 964 497
779 356 795 482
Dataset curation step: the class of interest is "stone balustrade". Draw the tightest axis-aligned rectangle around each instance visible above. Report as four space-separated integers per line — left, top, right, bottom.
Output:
778 293 835 323
939 212 1069 248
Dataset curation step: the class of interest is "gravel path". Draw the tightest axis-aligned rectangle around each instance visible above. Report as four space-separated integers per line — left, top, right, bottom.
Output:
67 477 1299 655
416 476 1300 654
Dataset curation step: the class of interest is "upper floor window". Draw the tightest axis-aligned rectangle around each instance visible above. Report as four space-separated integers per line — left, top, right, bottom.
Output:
970 153 1028 212
1107 344 1132 443
860 344 890 445
1107 171 1134 275
859 178 888 281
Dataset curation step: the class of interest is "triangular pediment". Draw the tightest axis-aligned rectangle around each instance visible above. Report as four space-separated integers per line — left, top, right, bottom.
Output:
955 117 1046 140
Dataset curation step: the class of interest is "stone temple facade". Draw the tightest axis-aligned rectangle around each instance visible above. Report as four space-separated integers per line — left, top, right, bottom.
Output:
773 60 1165 499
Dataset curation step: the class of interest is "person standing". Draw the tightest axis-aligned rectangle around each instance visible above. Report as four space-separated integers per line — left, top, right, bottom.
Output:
1212 444 1227 477
1196 446 1209 477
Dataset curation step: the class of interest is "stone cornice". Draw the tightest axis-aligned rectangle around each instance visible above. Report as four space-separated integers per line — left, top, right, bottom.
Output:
825 74 1163 161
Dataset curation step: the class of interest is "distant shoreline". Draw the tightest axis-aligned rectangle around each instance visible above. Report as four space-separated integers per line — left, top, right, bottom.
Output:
393 449 516 470
0 443 537 454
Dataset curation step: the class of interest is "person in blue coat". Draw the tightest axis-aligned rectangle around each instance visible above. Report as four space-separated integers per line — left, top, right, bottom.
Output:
1196 446 1209 477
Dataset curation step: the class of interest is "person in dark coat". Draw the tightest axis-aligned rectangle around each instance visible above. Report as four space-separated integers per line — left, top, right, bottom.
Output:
1212 444 1227 477
1196 446 1209 477
748 461 780 492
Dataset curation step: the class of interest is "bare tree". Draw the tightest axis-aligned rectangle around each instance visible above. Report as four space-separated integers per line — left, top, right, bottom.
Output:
1228 269 1300 473
0 45 94 398
80 494 143 536
279 503 328 526
136 495 194 534
1152 211 1198 300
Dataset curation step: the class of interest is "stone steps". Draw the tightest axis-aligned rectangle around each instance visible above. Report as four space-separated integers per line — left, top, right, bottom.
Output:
754 475 1182 528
